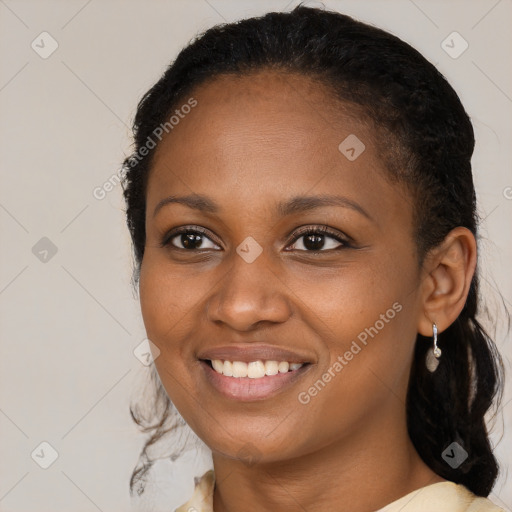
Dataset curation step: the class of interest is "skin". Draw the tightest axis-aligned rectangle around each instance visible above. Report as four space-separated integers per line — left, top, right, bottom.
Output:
138 70 477 511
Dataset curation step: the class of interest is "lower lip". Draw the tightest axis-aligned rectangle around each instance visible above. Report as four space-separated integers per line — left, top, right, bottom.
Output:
200 360 311 401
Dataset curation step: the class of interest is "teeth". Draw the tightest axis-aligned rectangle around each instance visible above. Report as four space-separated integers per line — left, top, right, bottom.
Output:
248 361 265 379
209 359 305 378
278 361 289 373
232 361 248 378
222 360 233 377
211 359 224 373
265 360 279 376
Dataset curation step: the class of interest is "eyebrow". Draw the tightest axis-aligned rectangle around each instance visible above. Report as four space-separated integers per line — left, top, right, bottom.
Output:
153 193 372 221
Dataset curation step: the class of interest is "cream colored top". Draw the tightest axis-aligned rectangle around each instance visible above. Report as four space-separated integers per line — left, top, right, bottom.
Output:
175 470 505 512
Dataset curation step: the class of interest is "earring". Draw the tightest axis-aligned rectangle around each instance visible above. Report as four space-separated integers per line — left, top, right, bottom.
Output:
426 323 442 373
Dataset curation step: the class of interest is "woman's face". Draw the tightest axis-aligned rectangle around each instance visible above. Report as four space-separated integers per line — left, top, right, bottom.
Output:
139 71 425 464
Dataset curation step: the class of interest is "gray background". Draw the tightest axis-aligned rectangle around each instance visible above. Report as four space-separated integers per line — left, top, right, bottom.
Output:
0 0 511 511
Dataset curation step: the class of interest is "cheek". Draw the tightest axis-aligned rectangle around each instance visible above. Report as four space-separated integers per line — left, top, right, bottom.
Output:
139 260 166 337
289 256 412 339
139 257 203 412
296 254 419 392
139 254 200 334
294 305 416 448
138 256 190 362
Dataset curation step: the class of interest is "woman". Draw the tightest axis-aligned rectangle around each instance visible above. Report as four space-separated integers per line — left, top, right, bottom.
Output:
122 5 505 511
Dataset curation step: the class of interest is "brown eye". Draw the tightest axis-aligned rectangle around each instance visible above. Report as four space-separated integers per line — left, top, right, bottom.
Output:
287 226 348 252
161 227 220 251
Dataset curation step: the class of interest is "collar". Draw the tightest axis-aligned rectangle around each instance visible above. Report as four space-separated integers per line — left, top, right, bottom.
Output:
175 470 503 512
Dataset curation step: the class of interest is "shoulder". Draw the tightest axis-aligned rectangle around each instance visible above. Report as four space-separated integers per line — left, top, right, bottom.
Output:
377 481 505 512
175 472 505 512
465 493 505 512
175 470 215 512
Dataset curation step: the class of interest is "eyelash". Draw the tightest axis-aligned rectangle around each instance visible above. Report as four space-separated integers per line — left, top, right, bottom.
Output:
160 225 351 253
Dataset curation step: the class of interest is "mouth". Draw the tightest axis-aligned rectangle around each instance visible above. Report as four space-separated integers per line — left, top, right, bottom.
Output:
206 358 307 377
199 358 312 401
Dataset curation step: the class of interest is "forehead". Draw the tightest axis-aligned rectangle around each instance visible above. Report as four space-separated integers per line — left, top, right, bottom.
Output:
150 70 373 175
146 70 411 225
152 70 371 156
188 70 337 109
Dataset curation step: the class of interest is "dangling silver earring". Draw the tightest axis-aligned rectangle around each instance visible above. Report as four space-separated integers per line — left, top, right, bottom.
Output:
426 323 442 372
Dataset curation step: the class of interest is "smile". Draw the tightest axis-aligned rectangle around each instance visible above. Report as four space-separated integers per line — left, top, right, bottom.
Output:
200 359 312 401
209 359 304 378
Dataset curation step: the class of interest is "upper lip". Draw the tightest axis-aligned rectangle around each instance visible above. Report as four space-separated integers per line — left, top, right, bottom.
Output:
197 344 314 364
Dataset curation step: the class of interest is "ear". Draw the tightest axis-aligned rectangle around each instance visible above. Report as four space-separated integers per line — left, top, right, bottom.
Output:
417 227 477 336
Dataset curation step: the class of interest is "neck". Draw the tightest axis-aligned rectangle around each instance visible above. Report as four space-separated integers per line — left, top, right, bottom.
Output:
211 407 445 512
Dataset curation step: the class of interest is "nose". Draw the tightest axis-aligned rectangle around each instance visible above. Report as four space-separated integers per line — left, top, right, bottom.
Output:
206 248 292 332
